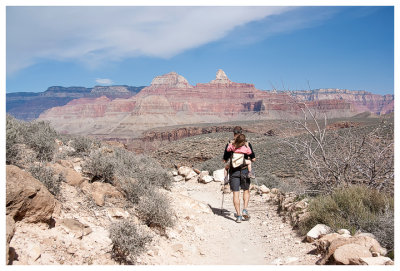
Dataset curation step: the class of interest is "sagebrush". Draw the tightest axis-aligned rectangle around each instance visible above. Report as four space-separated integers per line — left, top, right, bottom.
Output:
109 220 152 264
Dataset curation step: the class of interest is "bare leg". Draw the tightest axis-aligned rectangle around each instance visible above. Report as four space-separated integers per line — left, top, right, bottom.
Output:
233 191 241 216
243 189 250 210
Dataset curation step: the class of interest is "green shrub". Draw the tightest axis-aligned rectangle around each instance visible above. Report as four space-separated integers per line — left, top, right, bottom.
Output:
299 185 394 251
29 164 63 196
137 190 174 229
109 220 152 264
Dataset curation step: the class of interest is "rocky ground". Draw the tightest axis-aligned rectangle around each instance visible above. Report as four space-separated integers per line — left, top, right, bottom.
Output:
137 180 317 265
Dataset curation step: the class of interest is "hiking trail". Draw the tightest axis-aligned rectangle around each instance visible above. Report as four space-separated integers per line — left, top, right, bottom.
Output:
139 180 318 265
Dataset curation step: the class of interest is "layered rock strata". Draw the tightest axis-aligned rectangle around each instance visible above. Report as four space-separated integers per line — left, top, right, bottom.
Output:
39 70 393 139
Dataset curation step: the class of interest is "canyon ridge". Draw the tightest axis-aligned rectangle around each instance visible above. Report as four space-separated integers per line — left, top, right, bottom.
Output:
37 69 393 146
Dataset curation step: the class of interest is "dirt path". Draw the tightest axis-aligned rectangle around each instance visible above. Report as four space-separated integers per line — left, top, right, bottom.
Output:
139 180 319 265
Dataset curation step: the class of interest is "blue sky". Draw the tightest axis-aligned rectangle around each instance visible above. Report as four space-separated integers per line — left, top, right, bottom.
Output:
6 6 394 94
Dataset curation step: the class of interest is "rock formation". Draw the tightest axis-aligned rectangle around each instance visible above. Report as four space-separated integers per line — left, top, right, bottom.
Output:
39 70 388 140
7 85 144 121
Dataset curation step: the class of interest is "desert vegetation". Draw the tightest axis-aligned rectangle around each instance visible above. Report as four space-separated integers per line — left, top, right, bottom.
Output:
6 114 174 263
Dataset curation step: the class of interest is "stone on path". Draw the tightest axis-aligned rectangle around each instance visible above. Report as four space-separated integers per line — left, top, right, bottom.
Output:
212 169 225 182
306 224 333 242
333 244 372 265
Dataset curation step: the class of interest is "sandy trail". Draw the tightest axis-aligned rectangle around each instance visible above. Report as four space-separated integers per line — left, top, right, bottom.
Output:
140 180 318 265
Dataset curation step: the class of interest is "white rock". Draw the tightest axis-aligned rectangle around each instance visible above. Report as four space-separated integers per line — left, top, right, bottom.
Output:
259 185 270 194
338 229 351 235
200 175 214 184
212 169 225 182
173 175 184 182
178 166 193 177
172 170 178 176
306 224 333 242
73 165 82 173
185 170 198 181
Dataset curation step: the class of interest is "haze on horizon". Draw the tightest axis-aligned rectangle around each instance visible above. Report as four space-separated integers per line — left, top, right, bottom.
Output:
6 6 394 95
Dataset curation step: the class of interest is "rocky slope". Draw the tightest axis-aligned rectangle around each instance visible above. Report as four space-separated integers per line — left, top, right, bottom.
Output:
38 69 391 141
7 85 144 121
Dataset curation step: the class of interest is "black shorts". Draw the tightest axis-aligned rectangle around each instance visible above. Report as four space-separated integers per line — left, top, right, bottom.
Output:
229 169 250 192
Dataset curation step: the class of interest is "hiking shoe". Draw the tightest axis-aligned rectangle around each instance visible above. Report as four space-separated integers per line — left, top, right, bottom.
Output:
242 209 250 220
236 215 242 223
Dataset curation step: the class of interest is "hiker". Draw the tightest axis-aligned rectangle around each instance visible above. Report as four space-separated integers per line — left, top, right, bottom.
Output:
223 126 256 223
224 133 255 181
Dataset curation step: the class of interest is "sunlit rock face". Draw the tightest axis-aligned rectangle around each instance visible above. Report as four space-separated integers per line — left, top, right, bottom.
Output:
38 70 393 138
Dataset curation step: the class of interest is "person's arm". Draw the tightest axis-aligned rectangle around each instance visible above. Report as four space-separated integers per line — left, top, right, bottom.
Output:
222 143 230 163
248 142 256 161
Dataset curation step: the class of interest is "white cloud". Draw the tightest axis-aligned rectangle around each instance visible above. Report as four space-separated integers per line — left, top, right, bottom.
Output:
6 6 296 74
95 78 113 85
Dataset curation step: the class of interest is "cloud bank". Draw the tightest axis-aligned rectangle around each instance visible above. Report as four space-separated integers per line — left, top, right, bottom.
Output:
6 6 295 74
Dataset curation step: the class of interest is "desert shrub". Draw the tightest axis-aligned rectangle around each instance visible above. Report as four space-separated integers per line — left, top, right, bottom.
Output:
298 185 394 251
24 120 58 161
29 164 63 196
6 114 25 165
113 148 172 190
69 135 99 156
83 149 115 183
137 189 174 229
109 220 152 264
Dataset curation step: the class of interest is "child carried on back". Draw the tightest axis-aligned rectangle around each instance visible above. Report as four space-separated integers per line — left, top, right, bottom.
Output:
224 134 255 183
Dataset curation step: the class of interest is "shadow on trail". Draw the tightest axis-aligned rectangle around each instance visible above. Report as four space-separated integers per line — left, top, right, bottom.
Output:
207 204 235 222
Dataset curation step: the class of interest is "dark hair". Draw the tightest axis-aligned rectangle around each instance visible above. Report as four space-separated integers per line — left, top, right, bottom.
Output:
233 126 242 135
233 134 246 148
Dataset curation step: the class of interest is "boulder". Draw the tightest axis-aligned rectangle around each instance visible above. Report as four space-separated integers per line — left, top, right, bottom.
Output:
317 233 387 265
259 185 270 194
90 181 124 207
333 244 372 265
357 257 394 265
212 169 225 182
199 171 213 183
306 224 333 242
50 163 85 186
185 170 198 181
316 233 347 254
6 165 59 223
178 166 193 177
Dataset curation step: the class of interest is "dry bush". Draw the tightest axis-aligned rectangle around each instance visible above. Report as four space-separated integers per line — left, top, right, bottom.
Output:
280 98 394 194
69 135 101 157
29 164 64 197
109 220 152 264
6 115 58 163
299 185 394 252
137 189 174 229
83 148 116 183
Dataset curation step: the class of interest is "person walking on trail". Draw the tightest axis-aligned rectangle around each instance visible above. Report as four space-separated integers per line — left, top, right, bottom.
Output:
223 126 256 223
